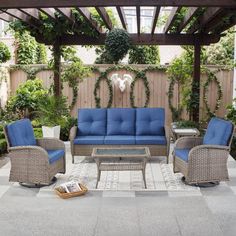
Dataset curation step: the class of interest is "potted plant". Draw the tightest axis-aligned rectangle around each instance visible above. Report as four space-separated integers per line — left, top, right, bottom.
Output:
36 95 69 139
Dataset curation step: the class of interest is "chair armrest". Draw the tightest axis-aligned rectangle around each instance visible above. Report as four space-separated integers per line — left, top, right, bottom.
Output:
8 146 49 163
175 137 203 149
36 138 65 150
188 144 230 164
70 126 77 141
190 144 230 153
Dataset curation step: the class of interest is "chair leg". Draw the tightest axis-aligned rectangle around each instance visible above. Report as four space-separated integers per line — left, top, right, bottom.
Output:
72 155 75 164
19 176 57 188
142 169 147 189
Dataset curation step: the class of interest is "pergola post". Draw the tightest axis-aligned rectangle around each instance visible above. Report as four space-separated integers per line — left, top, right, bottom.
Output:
52 41 61 97
191 42 201 122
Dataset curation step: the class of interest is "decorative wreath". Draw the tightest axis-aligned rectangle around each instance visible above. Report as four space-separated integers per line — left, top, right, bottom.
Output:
167 78 182 120
203 71 222 117
130 71 150 108
93 72 113 108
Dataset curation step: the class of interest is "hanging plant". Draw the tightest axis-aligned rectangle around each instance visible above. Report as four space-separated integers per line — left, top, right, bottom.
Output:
203 70 223 118
130 71 150 108
94 72 113 108
105 29 131 63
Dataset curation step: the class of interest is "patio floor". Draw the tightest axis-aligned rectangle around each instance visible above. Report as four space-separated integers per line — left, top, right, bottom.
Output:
0 143 236 236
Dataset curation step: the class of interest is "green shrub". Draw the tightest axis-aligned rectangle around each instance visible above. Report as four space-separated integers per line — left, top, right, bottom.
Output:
0 139 7 155
129 46 160 64
35 95 69 127
0 42 11 63
33 128 43 138
6 78 48 118
60 117 77 141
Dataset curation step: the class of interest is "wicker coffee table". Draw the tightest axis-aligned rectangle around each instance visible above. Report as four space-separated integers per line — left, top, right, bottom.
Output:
92 147 150 189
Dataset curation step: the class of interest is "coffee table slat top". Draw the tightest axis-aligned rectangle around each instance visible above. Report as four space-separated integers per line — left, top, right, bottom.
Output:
92 147 150 158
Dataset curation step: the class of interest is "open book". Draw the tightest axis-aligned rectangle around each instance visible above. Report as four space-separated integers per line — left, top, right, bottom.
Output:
58 181 82 193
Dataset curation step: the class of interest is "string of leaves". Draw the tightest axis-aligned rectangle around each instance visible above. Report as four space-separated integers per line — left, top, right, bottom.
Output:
203 70 223 118
94 71 113 108
10 65 50 80
130 71 150 108
93 65 159 108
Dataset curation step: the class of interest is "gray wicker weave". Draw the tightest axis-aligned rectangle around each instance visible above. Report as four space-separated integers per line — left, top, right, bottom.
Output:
173 125 234 185
92 147 150 188
4 128 66 186
70 126 170 164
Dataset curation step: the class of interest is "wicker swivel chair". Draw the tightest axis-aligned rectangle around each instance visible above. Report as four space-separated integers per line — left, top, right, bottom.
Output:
4 119 66 187
173 117 234 185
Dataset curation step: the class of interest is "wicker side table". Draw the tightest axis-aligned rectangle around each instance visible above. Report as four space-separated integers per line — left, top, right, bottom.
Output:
92 147 150 189
171 127 200 142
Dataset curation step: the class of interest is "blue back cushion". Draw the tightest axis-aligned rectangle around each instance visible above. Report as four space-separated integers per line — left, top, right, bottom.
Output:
78 108 107 136
203 118 233 146
7 119 36 147
136 108 165 135
107 108 135 135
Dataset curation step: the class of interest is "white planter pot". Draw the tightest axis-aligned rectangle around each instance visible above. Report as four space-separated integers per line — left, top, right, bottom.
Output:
42 125 61 139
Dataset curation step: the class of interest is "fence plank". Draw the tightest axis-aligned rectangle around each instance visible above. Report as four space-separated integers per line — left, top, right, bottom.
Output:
8 65 234 125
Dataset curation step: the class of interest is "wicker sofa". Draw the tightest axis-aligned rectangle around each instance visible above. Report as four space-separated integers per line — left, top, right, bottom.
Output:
70 108 170 163
4 119 66 186
173 117 234 185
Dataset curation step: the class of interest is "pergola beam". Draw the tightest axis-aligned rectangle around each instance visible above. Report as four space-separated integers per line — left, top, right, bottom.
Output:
76 8 102 34
176 7 199 33
1 1 236 8
1 9 29 22
0 11 14 22
136 6 141 34
95 7 113 30
187 7 223 33
151 7 161 34
37 33 220 46
116 7 127 30
19 8 40 21
55 8 75 23
163 7 182 33
39 8 56 20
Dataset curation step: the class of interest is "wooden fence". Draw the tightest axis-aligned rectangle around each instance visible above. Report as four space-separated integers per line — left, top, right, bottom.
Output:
8 64 234 125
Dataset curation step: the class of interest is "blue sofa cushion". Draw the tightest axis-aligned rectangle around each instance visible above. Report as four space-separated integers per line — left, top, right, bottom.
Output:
203 117 233 146
104 136 135 145
7 119 37 147
175 148 190 162
74 136 104 145
78 108 107 136
135 136 167 145
47 150 65 164
107 108 135 135
136 108 165 136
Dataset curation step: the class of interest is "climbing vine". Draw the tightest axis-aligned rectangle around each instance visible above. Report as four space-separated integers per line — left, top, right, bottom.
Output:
130 71 150 108
93 65 156 108
10 65 50 80
94 72 113 108
203 70 223 118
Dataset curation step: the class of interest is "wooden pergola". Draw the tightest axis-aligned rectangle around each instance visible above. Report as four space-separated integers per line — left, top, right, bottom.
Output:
1 0 236 121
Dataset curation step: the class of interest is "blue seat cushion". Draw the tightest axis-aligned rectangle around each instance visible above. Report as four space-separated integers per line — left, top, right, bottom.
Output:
74 136 104 145
203 117 233 146
174 148 190 162
78 108 107 136
7 119 36 147
135 136 167 145
47 150 65 164
107 108 135 135
136 108 165 136
104 136 136 145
